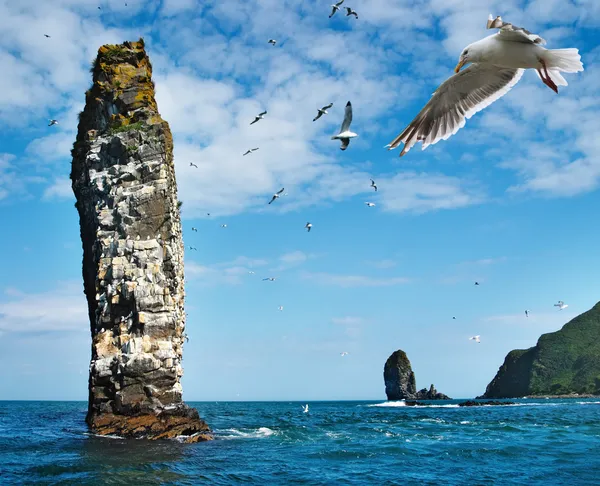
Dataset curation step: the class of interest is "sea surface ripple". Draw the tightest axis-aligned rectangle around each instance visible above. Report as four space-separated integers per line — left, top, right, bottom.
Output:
1 399 600 484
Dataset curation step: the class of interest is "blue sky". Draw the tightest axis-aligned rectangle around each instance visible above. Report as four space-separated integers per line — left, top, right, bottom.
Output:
0 0 599 401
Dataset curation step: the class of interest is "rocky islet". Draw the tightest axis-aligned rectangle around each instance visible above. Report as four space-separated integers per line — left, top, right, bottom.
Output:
70 39 210 442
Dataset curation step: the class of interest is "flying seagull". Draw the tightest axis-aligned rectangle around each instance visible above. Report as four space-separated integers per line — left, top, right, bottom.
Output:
340 351 349 357
475 281 480 286
554 300 568 310
345 7 358 19
220 224 227 228
469 335 481 343
48 119 58 126
188 246 197 251
191 227 198 232
329 0 344 18
44 34 51 38
525 310 530 317
278 306 284 311
385 14 583 157
243 148 259 156
365 202 376 207
248 271 255 274
370 179 377 191
452 317 456 320
268 187 285 204
250 111 267 125
305 222 312 232
189 162 198 168
331 101 357 150
313 103 333 121
263 277 277 281
268 39 277 46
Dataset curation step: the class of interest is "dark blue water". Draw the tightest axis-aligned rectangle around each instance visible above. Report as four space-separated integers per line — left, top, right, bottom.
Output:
1 399 600 484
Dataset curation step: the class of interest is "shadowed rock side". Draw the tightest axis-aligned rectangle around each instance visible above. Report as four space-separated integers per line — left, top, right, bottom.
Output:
384 350 450 400
70 39 211 442
482 301 600 398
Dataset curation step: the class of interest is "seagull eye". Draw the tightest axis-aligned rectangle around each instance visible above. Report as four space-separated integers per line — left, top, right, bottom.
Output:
462 49 469 56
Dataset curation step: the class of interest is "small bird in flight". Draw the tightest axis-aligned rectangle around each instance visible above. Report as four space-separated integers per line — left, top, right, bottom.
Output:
365 202 376 207
189 162 198 168
313 103 333 121
331 101 357 150
191 227 198 232
48 119 58 126
340 351 349 357
370 179 377 191
525 310 529 317
345 7 358 19
278 306 284 311
248 271 255 274
452 317 456 320
268 188 285 204
268 39 277 46
220 224 227 228
250 111 267 125
305 222 312 232
469 335 481 343
44 34 51 38
329 0 344 17
474 281 480 286
302 404 309 413
263 277 277 281
554 300 568 310
243 148 259 156
188 246 197 251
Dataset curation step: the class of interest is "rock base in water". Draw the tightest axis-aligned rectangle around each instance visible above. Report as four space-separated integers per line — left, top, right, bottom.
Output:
88 404 212 443
458 400 516 407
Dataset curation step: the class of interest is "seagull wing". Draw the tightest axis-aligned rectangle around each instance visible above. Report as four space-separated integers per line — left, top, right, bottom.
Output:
487 14 546 45
329 6 337 17
250 118 258 125
259 111 267 116
335 0 344 6
340 101 352 132
340 138 350 150
313 111 323 121
268 196 276 204
386 64 523 156
322 103 333 110
277 187 285 194
252 148 259 151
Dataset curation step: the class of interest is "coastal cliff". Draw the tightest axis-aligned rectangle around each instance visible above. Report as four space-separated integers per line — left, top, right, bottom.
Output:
70 39 211 442
384 350 450 400
482 301 600 398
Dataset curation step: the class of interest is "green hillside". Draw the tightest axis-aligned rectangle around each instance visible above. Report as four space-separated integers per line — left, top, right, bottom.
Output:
483 301 600 398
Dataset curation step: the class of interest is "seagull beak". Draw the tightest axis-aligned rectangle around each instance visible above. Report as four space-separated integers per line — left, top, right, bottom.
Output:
454 59 467 73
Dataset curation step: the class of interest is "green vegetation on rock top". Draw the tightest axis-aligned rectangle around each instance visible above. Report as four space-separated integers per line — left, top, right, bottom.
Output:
483 302 600 397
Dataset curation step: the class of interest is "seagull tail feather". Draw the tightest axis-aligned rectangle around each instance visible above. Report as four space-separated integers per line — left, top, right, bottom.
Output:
543 48 584 73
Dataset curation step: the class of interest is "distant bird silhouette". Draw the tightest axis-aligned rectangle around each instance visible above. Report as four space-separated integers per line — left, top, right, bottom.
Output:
525 310 529 317
305 222 312 232
44 34 50 38
190 162 198 168
313 103 333 121
48 119 58 126
243 148 259 156
191 227 198 232
329 0 344 17
263 277 277 282
268 188 285 204
268 39 277 46
469 335 481 343
370 179 377 191
250 111 267 125
345 7 358 18
474 281 480 286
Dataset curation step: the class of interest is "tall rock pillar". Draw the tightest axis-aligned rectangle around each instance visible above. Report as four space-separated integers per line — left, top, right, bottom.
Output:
70 39 210 442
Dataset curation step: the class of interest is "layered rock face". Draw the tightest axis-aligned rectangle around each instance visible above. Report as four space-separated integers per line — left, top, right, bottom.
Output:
482 301 600 398
70 39 210 442
384 350 450 400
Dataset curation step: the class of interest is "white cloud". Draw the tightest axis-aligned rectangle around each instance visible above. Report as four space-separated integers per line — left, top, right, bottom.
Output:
302 271 411 287
43 177 74 200
0 281 88 333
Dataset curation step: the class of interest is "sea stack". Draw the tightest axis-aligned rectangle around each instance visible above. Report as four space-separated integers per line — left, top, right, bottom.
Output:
70 39 211 442
384 349 450 400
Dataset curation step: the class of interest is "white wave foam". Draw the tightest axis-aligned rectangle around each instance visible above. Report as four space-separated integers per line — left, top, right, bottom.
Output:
368 401 406 407
217 427 275 439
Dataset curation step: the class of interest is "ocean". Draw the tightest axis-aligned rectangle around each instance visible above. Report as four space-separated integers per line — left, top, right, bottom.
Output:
1 399 600 484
